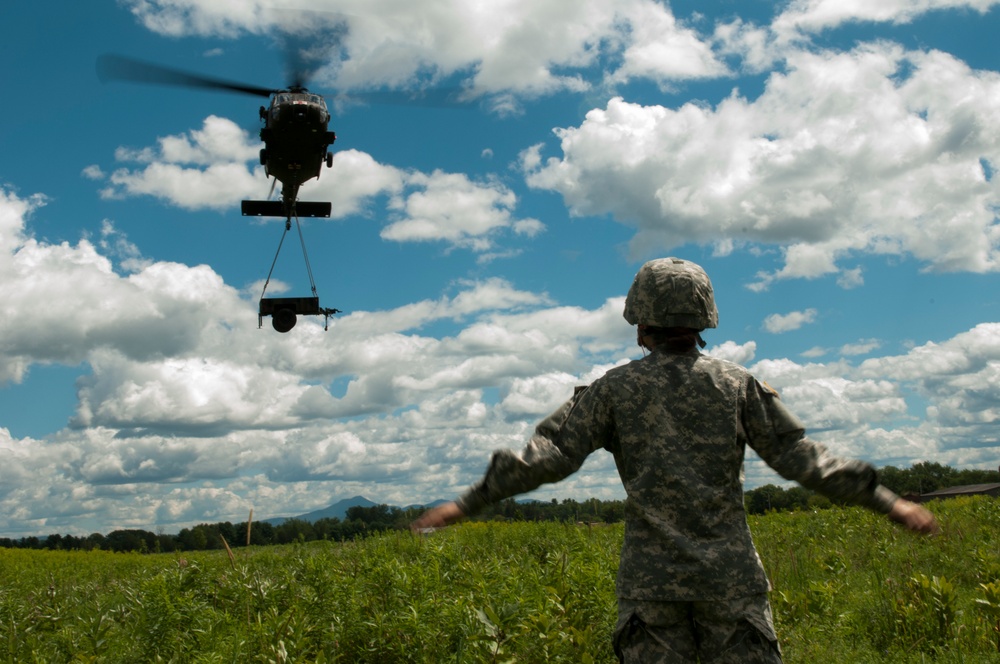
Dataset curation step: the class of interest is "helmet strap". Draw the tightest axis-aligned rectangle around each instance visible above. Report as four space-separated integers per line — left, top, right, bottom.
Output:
637 325 651 353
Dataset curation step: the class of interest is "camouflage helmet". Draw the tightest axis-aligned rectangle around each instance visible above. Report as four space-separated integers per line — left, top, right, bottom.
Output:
623 257 719 329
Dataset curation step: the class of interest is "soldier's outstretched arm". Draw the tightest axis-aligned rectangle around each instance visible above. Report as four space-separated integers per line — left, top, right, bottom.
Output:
414 388 607 524
456 387 608 515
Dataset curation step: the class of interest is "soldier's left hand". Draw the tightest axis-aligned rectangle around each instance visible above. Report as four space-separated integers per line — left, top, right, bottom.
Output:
411 501 466 533
888 499 940 535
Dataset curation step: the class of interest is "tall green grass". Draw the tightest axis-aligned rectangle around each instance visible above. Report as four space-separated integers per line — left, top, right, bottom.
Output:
1 497 998 662
756 495 1000 663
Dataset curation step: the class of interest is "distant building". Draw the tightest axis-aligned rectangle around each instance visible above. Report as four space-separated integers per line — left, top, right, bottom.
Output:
906 483 1000 503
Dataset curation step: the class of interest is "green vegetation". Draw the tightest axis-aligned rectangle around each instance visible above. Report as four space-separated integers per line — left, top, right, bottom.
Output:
1 497 999 662
756 496 1000 663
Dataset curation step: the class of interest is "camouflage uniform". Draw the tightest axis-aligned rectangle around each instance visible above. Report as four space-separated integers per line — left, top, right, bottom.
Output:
454 258 899 662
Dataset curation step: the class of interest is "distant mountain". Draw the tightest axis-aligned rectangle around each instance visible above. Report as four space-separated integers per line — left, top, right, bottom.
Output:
404 499 450 510
262 495 447 526
262 495 375 526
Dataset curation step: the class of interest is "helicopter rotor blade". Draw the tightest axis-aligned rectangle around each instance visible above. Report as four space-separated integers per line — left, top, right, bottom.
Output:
285 38 315 91
329 86 478 111
278 15 350 91
97 54 275 98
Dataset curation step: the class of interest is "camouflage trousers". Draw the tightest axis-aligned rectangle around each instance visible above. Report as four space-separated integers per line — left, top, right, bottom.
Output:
613 593 782 664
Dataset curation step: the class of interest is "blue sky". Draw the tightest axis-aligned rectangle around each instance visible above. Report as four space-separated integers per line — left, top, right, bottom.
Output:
1 0 999 537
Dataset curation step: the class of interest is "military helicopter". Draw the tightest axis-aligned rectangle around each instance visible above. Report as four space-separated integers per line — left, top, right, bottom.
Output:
97 54 337 219
96 53 340 332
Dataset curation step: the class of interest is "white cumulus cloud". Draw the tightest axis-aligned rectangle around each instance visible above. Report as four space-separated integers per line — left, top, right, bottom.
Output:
525 43 1000 284
763 309 818 333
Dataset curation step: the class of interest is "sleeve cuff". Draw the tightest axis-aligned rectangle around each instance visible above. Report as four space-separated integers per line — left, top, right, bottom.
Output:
871 485 899 514
455 486 489 517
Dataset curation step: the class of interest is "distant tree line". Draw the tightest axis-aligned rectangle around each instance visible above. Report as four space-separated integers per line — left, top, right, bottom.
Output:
878 461 998 496
743 461 999 515
0 504 420 554
2 462 995 552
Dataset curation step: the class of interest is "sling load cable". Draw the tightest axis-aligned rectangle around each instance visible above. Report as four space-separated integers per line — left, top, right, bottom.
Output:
258 218 290 302
291 210 340 329
258 209 340 330
294 212 320 298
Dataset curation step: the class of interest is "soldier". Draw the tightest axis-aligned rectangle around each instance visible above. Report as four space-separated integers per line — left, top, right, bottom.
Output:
412 257 938 663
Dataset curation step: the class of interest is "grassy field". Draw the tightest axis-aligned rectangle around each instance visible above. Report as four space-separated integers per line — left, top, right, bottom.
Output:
2 496 999 662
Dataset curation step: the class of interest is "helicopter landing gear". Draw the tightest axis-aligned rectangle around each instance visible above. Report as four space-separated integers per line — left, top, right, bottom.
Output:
326 151 333 168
